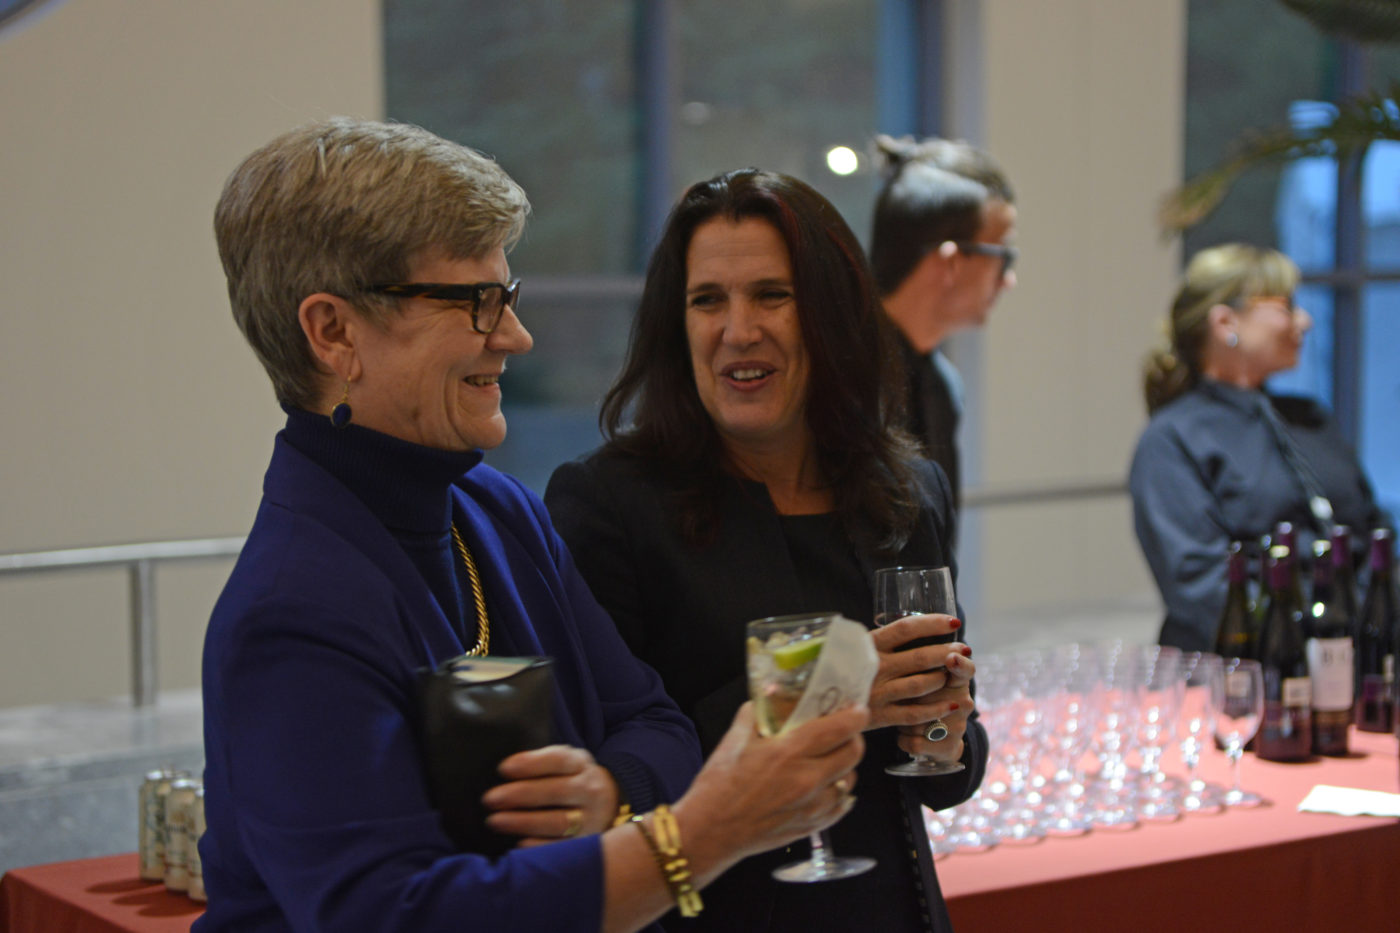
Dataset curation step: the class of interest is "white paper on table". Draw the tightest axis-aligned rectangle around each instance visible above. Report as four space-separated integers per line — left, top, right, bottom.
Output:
781 617 879 734
1296 784 1400 818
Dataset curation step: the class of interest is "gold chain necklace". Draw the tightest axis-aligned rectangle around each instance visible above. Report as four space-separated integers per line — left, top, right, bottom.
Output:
449 524 490 656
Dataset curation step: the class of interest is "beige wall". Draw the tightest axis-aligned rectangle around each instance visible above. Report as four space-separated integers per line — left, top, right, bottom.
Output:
948 0 1183 617
0 1 1180 708
0 0 381 706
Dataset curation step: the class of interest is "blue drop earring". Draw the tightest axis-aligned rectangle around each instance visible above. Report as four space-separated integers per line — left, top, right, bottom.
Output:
330 382 352 429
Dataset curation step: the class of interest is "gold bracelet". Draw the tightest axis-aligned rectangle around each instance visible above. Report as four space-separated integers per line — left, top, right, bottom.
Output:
611 802 633 828
629 805 703 918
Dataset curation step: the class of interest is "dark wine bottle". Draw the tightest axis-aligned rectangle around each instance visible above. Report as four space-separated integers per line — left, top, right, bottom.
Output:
1255 544 1313 762
1305 539 1353 756
1215 541 1256 659
1330 525 1358 624
1354 528 1397 733
1251 532 1273 629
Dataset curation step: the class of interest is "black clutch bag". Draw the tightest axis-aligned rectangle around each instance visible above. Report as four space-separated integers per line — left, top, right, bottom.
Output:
418 655 556 856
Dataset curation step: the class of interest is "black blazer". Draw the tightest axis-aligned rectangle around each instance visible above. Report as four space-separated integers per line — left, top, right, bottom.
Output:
547 447 986 932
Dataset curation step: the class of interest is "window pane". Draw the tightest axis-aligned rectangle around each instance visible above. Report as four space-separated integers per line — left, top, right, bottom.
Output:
674 0 882 241
1266 282 1333 406
384 0 639 275
1360 283 1400 520
1185 0 1337 265
1363 135 1400 272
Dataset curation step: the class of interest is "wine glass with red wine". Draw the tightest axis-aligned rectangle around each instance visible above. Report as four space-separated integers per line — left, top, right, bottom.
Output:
873 566 966 777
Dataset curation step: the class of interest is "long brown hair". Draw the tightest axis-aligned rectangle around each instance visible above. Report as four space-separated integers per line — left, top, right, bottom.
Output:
600 169 922 555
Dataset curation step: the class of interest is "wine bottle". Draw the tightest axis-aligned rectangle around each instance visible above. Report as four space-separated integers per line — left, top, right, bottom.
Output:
1255 544 1313 762
1354 528 1397 733
1305 539 1353 756
1214 541 1256 659
1273 521 1306 604
1251 532 1273 629
1330 525 1359 624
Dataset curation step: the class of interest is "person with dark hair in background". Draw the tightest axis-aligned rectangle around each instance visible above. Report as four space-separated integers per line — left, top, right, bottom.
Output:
547 168 985 932
198 119 871 933
869 135 1018 507
1130 243 1385 651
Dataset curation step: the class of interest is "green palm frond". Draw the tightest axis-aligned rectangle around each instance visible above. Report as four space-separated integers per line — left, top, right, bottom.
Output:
1160 82 1400 233
1280 0 1400 43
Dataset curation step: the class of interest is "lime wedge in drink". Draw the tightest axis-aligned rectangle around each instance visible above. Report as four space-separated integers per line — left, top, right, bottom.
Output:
772 636 825 671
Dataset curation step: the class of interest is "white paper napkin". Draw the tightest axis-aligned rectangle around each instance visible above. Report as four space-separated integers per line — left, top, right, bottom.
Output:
782 617 878 734
1297 784 1400 818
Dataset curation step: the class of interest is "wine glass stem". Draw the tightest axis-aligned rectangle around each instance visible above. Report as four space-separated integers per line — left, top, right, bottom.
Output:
808 831 832 867
1228 744 1243 796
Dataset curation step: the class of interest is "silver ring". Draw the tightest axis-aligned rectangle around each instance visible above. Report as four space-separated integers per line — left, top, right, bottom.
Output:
924 719 949 743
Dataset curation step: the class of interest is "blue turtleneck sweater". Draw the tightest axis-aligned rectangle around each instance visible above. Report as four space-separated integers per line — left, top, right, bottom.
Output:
197 407 701 933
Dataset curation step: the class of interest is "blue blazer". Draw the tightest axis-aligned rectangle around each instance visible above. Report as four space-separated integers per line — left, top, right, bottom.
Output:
197 433 701 933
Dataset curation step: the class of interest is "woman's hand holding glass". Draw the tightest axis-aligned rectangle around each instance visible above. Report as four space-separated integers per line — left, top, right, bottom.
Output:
671 701 868 873
873 566 970 776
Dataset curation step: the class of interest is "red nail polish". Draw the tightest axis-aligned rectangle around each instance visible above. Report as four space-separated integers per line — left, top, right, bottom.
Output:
960 645 973 657
948 703 960 711
949 619 962 630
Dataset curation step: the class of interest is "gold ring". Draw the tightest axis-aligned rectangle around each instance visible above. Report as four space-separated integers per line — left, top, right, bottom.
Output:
562 807 584 838
925 719 950 743
833 776 853 797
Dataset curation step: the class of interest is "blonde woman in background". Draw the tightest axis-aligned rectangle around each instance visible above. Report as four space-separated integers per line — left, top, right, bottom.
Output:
1129 244 1384 652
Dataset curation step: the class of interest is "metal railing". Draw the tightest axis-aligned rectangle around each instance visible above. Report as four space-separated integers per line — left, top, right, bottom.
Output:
0 478 1127 707
0 537 246 706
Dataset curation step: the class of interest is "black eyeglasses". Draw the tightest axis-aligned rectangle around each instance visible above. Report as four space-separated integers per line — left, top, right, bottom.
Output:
953 242 1018 278
365 279 522 334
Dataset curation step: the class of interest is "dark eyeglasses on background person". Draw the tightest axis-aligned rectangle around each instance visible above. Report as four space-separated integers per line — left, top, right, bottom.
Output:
953 242 1018 278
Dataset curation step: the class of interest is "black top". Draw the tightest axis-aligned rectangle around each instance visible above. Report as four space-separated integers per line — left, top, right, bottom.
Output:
901 336 961 506
1129 380 1385 651
545 450 986 933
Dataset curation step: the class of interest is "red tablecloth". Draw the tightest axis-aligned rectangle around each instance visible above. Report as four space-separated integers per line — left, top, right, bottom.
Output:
940 729 1400 933
3 733 1396 933
0 853 202 933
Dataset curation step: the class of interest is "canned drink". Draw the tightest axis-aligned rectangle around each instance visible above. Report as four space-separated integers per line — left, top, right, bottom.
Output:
187 785 207 902
139 769 188 882
163 777 200 892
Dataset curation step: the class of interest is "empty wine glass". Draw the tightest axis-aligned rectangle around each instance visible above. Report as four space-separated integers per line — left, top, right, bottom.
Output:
1177 652 1224 812
1209 657 1265 808
746 612 876 882
1086 641 1143 829
1135 645 1183 821
1041 643 1102 835
873 566 966 777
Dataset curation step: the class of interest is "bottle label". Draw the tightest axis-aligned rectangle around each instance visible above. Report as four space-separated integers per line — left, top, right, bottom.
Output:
1280 676 1312 708
1305 637 1354 711
1259 700 1312 759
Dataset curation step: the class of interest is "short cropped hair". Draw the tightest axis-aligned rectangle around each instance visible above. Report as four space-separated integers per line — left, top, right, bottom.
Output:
214 117 530 407
869 135 1015 296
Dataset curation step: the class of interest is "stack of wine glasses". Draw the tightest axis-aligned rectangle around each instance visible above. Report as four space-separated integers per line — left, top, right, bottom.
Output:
923 641 1266 856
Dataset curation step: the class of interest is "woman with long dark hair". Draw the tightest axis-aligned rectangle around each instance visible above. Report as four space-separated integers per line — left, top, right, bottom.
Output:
547 169 986 932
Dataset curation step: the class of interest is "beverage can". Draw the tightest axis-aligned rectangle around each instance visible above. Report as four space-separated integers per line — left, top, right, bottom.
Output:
163 777 200 892
138 769 188 882
187 785 207 902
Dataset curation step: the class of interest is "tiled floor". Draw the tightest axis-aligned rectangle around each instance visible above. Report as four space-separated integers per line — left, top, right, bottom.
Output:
0 596 1161 876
